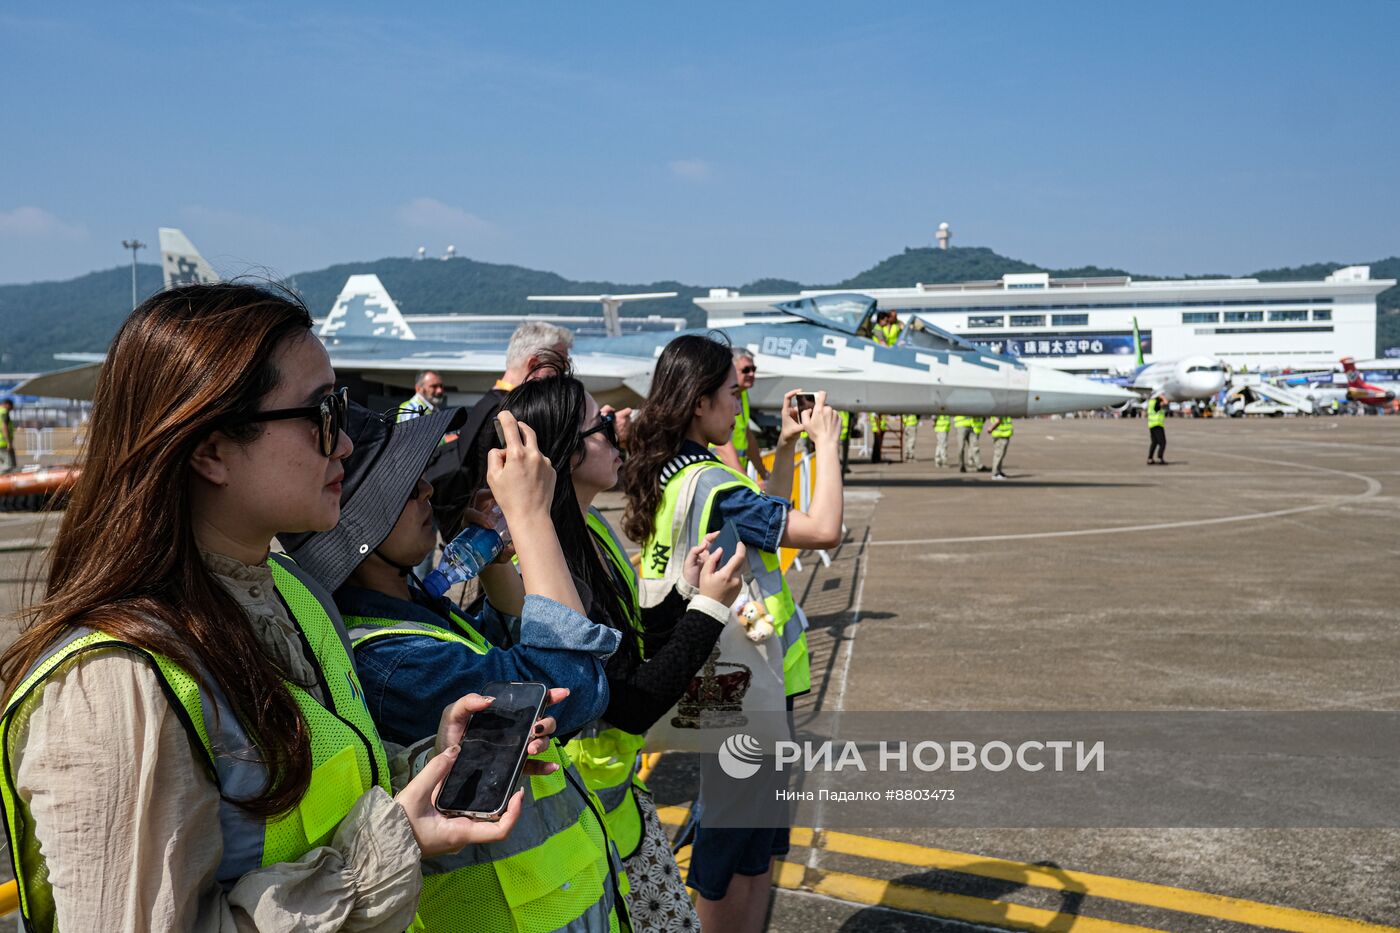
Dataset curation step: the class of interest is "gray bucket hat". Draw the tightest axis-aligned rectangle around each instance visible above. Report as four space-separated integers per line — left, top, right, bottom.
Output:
280 400 466 593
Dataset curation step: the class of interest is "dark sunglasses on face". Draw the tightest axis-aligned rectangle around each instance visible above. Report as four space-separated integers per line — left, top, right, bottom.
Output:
229 387 348 457
739 366 756 375
579 410 619 450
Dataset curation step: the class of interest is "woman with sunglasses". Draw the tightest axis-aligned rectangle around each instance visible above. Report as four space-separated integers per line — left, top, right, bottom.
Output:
621 333 844 933
491 362 748 932
0 283 542 932
284 400 632 933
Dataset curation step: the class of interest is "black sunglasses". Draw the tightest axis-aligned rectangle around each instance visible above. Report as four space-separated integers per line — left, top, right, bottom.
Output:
738 365 756 375
580 410 619 450
229 387 348 457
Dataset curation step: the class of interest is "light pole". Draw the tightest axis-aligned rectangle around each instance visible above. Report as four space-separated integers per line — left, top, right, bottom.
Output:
121 238 146 309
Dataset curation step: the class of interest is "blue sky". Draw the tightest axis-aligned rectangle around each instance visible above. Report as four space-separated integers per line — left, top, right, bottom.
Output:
2 2 1397 287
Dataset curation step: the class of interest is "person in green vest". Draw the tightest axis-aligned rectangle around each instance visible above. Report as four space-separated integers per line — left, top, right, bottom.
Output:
0 283 531 932
1147 393 1168 465
495 364 749 931
0 397 15 473
933 414 951 468
839 410 852 475
869 311 906 463
621 333 845 932
286 395 655 932
398 370 447 422
713 349 771 484
953 414 986 473
986 415 1013 480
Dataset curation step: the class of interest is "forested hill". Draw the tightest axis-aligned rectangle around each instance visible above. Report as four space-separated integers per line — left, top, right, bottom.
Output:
1 247 1395 372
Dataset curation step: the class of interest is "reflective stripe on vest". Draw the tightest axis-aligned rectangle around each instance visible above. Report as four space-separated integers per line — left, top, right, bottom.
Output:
934 415 950 432
641 460 809 696
1 555 390 932
839 411 851 441
570 509 647 859
953 415 972 429
730 389 752 456
1147 399 1166 428
345 609 628 931
991 417 1013 438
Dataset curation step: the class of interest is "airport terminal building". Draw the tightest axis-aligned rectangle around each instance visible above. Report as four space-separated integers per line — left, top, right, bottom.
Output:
697 267 1392 373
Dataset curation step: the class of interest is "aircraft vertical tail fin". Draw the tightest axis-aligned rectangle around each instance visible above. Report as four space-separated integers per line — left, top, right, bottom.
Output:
159 228 219 289
319 275 417 340
1132 316 1145 367
1340 357 1363 387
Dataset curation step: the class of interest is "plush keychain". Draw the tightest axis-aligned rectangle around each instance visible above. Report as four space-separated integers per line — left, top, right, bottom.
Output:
736 600 776 643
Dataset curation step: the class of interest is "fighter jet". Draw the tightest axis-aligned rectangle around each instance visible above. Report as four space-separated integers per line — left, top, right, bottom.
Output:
321 284 1131 416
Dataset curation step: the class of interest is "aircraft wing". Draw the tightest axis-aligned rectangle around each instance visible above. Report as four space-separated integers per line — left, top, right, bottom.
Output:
13 361 105 400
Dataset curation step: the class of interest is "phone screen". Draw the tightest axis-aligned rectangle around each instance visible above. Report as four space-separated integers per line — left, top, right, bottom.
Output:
793 394 816 416
435 681 546 817
709 519 742 563
493 416 508 449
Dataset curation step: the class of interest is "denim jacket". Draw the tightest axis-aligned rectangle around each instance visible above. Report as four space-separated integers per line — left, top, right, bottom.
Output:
337 585 620 747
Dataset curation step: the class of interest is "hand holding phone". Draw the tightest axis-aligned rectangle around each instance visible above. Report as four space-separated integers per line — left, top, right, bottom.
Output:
435 681 548 820
792 393 817 418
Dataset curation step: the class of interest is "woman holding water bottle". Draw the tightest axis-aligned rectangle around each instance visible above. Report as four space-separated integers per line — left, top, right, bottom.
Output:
283 399 631 931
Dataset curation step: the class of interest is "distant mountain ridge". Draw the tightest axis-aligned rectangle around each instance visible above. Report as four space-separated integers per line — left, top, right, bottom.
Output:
1 246 1395 372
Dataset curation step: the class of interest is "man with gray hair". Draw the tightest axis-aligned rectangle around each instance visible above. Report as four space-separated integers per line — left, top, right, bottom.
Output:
430 321 577 541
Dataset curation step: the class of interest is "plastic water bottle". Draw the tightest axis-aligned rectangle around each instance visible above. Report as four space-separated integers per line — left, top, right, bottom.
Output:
421 505 511 598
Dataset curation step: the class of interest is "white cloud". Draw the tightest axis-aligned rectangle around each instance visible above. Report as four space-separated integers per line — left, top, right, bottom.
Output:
0 206 87 240
395 197 495 236
668 159 713 181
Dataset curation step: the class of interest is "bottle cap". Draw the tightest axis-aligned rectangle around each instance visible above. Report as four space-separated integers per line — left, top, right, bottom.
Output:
422 569 451 599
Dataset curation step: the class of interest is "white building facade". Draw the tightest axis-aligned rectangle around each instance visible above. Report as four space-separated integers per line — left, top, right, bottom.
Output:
697 267 1391 373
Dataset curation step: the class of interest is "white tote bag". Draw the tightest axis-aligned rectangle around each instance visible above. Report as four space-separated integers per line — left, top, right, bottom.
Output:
640 467 792 752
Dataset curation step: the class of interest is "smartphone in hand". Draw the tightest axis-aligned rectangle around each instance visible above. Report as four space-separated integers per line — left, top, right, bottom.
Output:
434 681 548 821
709 519 742 562
493 416 509 449
792 393 817 417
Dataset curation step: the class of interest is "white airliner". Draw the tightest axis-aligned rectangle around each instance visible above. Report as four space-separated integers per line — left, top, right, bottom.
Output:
1123 317 1228 401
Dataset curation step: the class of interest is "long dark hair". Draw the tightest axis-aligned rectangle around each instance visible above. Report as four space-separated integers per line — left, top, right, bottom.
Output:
1 282 317 818
621 333 733 545
497 361 640 665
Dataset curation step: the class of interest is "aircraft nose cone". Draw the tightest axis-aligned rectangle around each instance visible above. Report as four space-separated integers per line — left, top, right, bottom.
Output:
1024 366 1135 416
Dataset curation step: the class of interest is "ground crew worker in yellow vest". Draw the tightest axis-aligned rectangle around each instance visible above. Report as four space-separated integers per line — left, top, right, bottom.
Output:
987 415 1013 479
965 416 988 472
839 409 852 474
714 349 771 484
870 310 909 463
1147 393 1168 465
497 365 750 930
286 398 645 932
933 414 951 467
0 397 16 473
0 283 524 932
622 334 845 933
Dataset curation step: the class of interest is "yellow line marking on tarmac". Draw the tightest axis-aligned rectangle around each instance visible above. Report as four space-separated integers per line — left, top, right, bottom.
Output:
657 806 1400 932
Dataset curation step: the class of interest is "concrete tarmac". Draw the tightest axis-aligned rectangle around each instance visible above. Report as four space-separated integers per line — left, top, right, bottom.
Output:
0 416 1396 929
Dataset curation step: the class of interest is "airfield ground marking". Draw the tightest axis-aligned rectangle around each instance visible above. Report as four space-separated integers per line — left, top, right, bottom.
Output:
870 449 1381 548
658 806 1399 933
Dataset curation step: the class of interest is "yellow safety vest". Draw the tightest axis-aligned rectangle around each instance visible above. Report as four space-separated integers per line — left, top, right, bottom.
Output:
1147 399 1166 428
641 458 809 696
934 415 950 433
730 390 752 457
344 604 627 932
0 555 391 933
991 417 1013 438
876 321 903 347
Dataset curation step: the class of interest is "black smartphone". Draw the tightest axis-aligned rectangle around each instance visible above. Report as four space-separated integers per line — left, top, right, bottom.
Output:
709 519 742 562
792 393 817 417
493 415 508 449
434 681 548 820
